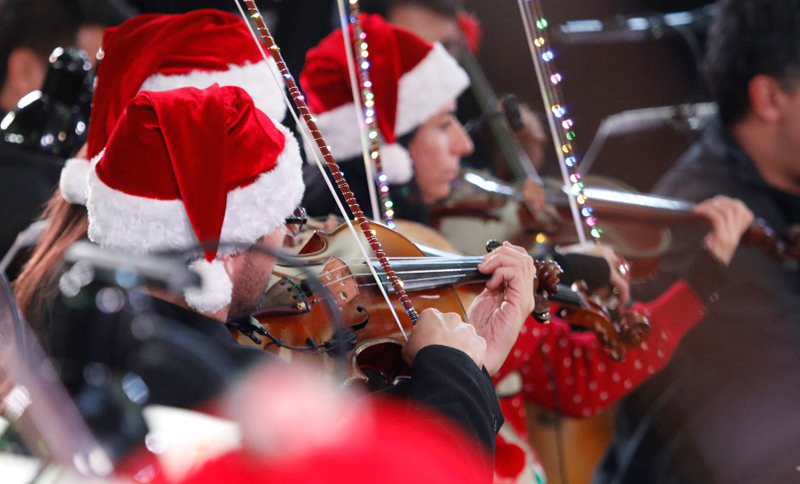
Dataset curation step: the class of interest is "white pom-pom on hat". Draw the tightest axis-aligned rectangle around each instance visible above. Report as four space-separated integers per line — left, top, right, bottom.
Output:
59 157 91 205
184 259 233 313
378 143 414 185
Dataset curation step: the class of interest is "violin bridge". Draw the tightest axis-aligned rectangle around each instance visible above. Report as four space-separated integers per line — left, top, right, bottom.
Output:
320 257 359 308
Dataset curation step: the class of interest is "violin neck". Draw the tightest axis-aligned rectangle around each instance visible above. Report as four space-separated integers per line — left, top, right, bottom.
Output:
372 257 585 306
372 256 486 292
545 182 705 224
546 285 586 307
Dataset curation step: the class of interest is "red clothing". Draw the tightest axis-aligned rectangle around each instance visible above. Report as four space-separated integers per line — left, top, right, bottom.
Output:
172 400 489 484
493 281 705 482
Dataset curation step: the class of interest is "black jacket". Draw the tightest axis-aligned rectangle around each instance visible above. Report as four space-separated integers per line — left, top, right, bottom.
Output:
595 119 800 484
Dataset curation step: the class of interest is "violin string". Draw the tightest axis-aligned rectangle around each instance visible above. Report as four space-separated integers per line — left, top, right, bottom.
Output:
328 256 485 263
334 0 381 222
233 0 411 341
317 266 482 289
310 260 484 286
319 272 481 292
276 256 484 289
286 263 481 292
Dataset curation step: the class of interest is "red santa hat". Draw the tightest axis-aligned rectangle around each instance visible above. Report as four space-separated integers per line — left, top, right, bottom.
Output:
86 85 303 313
299 14 470 185
60 9 286 206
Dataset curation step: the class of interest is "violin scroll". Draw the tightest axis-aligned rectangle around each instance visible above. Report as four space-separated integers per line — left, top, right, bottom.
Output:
553 281 651 362
534 260 562 295
531 260 563 323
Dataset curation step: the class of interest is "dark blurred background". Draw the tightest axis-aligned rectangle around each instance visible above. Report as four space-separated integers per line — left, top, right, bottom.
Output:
465 0 713 191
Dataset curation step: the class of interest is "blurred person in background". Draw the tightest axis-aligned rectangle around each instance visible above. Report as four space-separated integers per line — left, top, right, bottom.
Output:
0 0 132 262
0 0 80 117
596 1 800 483
0 0 132 116
361 0 550 214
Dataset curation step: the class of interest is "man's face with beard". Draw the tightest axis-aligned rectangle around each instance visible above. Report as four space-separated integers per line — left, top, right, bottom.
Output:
226 227 286 320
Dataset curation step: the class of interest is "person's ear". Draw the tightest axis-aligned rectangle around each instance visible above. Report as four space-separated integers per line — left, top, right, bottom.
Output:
222 254 239 280
5 48 46 99
748 74 788 123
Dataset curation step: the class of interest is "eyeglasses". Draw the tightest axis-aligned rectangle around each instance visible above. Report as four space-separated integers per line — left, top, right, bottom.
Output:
284 206 307 237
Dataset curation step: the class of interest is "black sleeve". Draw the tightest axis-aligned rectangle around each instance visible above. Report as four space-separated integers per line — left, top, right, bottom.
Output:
632 223 728 306
382 345 502 482
384 345 503 448
678 246 728 304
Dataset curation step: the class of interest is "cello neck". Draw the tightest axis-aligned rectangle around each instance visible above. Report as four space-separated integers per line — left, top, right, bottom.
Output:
457 49 541 182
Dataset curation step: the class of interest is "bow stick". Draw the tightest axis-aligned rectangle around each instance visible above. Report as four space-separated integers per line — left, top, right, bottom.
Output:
233 0 419 332
516 0 602 244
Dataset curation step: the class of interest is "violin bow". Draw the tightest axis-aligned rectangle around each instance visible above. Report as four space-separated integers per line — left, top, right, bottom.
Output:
233 0 419 332
516 0 600 244
334 0 399 230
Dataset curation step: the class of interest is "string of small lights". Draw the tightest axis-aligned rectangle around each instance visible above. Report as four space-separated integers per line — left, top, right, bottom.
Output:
518 0 601 242
344 1 397 229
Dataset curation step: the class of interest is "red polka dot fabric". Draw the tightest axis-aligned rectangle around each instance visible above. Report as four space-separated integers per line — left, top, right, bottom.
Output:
492 281 706 481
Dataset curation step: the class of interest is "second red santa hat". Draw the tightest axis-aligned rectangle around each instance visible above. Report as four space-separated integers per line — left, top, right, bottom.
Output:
300 14 470 184
86 85 303 313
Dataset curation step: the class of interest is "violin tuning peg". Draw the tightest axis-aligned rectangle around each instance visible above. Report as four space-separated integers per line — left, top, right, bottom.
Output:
486 239 502 253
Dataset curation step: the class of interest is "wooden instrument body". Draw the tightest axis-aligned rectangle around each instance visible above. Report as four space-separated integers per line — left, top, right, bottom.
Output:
234 222 468 385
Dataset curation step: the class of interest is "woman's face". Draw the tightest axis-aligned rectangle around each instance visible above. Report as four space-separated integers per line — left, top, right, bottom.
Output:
408 100 474 205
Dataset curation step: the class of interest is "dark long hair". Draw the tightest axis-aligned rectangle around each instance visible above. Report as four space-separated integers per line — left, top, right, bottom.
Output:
13 191 88 332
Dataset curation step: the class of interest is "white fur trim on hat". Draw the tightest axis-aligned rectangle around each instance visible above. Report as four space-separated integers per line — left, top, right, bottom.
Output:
184 258 233 313
86 124 304 259
139 60 287 121
313 102 362 161
395 42 470 136
59 157 91 205
378 143 414 184
299 111 414 184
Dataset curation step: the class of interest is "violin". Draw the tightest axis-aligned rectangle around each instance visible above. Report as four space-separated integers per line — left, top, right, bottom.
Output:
438 170 800 278
394 221 649 360
230 222 650 385
542 180 800 260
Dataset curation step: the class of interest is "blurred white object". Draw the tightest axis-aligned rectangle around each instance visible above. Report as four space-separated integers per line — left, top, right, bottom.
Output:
141 405 241 482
